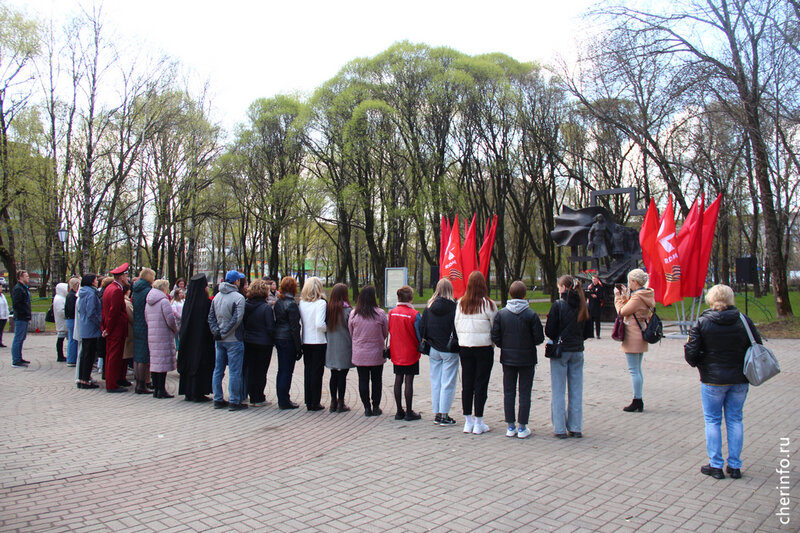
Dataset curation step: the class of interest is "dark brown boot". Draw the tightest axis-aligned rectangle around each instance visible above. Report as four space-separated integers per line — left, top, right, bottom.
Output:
623 398 644 412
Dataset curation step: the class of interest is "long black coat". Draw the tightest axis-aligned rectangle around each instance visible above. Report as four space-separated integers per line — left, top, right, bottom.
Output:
177 275 215 398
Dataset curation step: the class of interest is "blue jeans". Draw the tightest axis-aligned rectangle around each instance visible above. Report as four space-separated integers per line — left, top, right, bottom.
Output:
701 383 748 469
550 351 584 434
625 353 643 399
212 341 245 404
11 320 28 363
66 319 78 364
429 347 460 414
275 338 297 407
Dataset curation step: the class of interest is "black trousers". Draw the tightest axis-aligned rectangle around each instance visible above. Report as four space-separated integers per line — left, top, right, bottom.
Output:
503 364 535 425
329 368 349 402
592 316 601 338
79 337 99 382
460 346 494 417
303 344 326 407
56 336 65 360
0 319 5 344
357 365 383 408
244 342 273 403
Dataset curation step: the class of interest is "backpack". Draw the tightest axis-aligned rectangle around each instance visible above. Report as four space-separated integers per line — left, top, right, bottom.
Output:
634 308 662 344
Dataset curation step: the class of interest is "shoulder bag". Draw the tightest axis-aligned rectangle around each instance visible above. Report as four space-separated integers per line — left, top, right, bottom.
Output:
634 307 663 344
739 313 780 386
611 314 625 341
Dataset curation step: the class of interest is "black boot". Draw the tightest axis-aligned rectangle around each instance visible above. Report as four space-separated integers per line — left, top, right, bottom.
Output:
152 373 162 398
162 374 173 398
623 398 644 412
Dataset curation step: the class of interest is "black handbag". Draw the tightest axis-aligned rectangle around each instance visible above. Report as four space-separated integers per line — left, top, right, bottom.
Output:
383 335 391 359
418 339 431 355
445 328 460 353
544 339 563 359
45 306 55 323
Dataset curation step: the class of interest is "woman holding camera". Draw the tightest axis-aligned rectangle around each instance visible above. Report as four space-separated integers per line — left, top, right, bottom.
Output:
614 269 655 413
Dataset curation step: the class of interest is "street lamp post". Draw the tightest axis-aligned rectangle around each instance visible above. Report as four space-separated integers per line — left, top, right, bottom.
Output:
57 228 67 284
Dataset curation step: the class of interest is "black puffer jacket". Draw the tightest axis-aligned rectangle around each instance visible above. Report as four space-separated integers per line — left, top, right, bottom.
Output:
65 291 77 320
273 295 301 353
419 297 458 353
684 306 760 385
244 298 276 346
491 299 544 366
545 290 592 352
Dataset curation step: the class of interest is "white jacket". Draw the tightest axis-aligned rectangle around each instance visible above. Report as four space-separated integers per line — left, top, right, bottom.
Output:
0 292 9 319
299 299 327 344
53 283 68 333
454 298 497 347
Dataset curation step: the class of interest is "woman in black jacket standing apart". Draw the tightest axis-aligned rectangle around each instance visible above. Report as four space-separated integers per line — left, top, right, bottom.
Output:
273 277 302 409
243 279 275 407
684 284 760 480
545 275 592 439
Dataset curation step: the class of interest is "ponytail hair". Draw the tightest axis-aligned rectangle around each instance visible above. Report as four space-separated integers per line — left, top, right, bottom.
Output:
558 274 590 323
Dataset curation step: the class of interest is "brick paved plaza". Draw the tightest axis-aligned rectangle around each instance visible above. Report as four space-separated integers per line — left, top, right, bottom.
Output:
1 333 797 532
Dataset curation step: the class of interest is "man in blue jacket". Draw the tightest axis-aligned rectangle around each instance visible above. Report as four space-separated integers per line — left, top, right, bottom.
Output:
11 271 32 367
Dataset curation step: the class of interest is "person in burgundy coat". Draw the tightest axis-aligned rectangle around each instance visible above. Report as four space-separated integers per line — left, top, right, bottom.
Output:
102 263 130 392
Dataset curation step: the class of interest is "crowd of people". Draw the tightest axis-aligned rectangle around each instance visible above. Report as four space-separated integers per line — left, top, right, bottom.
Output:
2 264 762 479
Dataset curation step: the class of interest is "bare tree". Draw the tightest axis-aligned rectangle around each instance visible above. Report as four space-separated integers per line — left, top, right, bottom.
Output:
585 0 798 316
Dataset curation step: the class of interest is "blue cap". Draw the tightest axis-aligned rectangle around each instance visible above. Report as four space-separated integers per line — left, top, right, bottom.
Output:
225 270 246 283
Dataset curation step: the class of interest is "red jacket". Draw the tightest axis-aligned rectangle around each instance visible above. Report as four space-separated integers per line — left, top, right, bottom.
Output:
388 303 421 366
102 281 128 339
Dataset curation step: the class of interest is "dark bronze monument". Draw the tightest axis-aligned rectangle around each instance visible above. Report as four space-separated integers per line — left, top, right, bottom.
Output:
550 188 645 320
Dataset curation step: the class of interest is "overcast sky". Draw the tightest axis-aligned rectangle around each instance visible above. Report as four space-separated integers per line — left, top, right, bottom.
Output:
16 0 597 134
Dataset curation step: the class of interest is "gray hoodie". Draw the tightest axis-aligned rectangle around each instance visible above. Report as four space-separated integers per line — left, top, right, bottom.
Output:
208 282 245 343
505 299 530 314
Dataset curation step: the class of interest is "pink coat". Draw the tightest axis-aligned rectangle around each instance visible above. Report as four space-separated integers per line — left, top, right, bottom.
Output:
145 289 178 372
348 308 388 366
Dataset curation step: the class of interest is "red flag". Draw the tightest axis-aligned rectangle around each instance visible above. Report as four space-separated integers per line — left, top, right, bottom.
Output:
439 216 451 274
677 195 704 297
639 199 664 302
478 215 498 279
461 214 478 277
442 214 466 298
694 194 721 295
656 197 682 305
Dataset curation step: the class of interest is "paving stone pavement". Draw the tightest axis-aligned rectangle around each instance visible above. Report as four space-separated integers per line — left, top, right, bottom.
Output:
0 333 797 532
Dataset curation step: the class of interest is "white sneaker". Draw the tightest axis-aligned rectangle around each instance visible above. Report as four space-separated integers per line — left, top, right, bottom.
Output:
473 420 490 435
505 426 517 437
517 427 532 439
463 420 474 433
